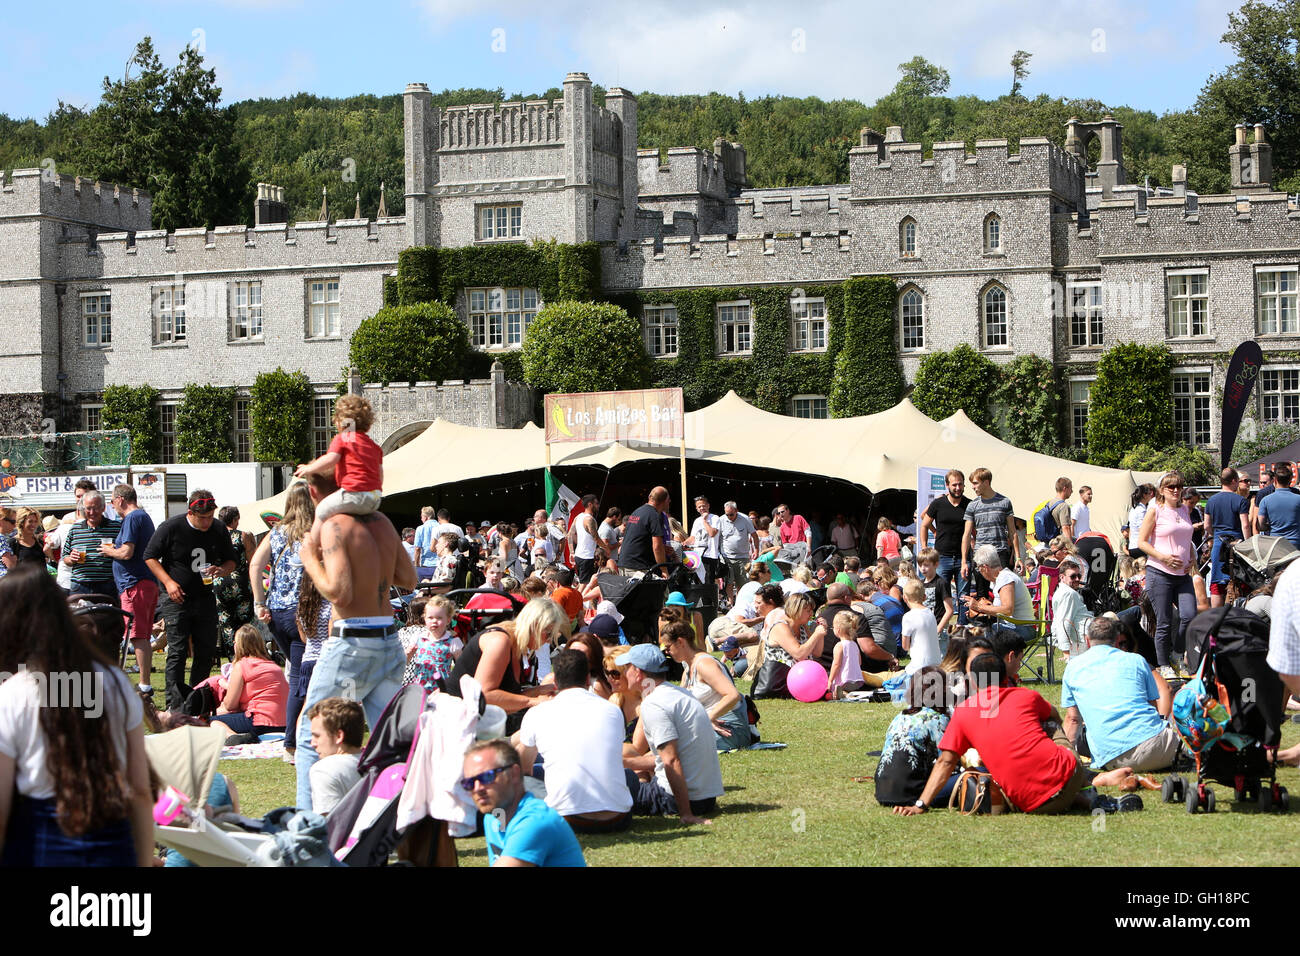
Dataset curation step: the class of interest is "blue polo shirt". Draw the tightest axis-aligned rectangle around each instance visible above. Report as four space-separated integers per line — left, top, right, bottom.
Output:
1259 487 1300 546
484 791 586 867
113 508 157 592
1061 644 1166 767
1205 490 1248 538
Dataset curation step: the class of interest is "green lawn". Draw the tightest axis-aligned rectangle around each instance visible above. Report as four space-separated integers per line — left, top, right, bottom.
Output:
146 651 1300 866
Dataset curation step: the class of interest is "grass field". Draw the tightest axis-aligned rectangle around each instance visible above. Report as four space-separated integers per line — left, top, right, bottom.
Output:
148 651 1300 866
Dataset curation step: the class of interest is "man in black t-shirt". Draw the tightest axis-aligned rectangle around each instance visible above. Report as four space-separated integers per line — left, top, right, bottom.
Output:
920 469 970 624
809 583 897 674
143 489 239 710
618 487 671 575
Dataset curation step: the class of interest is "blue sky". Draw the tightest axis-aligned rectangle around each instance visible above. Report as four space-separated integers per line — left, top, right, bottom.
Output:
0 0 1245 121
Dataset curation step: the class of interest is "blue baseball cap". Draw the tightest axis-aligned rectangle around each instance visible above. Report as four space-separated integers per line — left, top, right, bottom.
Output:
615 644 668 674
586 614 620 643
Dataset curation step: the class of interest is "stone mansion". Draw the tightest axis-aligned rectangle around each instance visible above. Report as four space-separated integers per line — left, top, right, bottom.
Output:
2 70 1298 456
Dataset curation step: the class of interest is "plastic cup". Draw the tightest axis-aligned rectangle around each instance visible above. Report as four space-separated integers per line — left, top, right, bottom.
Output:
201 569 214 586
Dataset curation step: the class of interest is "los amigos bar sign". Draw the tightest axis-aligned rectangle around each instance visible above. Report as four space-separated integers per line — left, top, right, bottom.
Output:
544 388 684 444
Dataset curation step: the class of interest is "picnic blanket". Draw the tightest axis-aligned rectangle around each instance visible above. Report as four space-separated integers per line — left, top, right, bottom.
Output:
220 735 288 761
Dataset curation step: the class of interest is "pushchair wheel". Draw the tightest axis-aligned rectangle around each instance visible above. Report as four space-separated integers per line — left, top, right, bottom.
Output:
1204 788 1215 813
1258 786 1274 811
1162 777 1179 803
1278 787 1290 812
1185 784 1199 814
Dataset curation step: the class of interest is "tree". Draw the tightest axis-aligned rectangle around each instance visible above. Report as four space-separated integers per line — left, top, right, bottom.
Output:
910 345 1001 428
100 384 160 465
175 384 234 463
993 354 1063 449
1119 444 1217 485
348 302 469 386
521 301 651 394
1086 343 1175 468
1010 50 1033 98
897 56 951 98
74 38 248 229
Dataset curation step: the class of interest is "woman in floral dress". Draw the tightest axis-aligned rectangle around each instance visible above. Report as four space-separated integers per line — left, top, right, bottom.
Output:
215 506 256 659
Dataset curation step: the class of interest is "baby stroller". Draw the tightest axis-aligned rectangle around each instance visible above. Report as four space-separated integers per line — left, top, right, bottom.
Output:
1163 605 1288 813
1225 535 1299 595
596 563 675 644
445 587 527 644
1074 534 1125 614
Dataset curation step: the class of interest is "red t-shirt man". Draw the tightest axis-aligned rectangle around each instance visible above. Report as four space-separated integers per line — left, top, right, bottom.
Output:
938 685 1077 812
779 512 810 546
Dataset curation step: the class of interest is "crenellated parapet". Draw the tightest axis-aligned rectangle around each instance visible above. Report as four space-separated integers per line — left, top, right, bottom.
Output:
0 168 153 232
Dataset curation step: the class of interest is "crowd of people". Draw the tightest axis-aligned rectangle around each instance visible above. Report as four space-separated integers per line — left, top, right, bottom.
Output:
6 416 1300 866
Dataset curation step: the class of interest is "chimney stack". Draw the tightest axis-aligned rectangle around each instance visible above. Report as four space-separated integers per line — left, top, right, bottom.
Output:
1231 122 1272 191
255 182 289 225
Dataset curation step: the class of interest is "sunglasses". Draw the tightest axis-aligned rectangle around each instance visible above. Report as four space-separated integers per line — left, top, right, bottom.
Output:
1065 572 1082 580
459 764 515 792
1164 484 1184 491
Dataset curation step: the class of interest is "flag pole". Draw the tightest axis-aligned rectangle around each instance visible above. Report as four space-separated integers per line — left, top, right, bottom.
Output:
680 436 687 528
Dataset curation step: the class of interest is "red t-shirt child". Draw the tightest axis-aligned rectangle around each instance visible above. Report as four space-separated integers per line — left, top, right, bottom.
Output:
938 685 1076 812
329 431 383 492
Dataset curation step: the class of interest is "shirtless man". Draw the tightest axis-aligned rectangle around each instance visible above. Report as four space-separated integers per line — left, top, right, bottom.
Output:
293 472 418 810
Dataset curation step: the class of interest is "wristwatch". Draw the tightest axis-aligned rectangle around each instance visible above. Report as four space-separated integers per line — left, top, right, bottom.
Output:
913 799 927 811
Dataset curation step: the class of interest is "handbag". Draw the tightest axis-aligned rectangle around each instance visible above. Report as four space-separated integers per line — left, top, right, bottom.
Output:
948 769 1015 816
749 658 790 699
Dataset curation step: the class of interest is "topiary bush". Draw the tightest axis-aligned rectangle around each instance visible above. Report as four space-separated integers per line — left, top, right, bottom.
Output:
101 384 161 465
250 368 313 464
911 344 1001 428
176 384 234 463
993 354 1064 448
349 302 470 386
1086 343 1175 468
521 301 651 394
829 276 905 417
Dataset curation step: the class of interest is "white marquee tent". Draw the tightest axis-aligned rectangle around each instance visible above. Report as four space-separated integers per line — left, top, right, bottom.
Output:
240 392 1158 546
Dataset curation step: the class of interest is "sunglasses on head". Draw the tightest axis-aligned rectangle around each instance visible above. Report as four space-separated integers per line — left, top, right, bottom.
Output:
459 764 515 792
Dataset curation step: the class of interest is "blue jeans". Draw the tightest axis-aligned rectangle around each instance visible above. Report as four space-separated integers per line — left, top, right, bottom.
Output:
1209 534 1239 586
2 795 134 867
937 555 965 625
295 634 405 810
286 656 315 751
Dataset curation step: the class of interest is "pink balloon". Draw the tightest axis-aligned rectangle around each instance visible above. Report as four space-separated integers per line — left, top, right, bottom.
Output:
788 660 829 702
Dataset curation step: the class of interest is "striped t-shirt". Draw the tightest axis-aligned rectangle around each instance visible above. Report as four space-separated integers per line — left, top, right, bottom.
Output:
62 519 122 592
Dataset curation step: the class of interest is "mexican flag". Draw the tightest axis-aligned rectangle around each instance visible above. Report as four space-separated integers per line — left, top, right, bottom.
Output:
544 471 580 566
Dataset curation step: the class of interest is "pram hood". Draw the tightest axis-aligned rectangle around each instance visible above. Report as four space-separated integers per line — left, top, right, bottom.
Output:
1230 535 1300 578
145 724 228 808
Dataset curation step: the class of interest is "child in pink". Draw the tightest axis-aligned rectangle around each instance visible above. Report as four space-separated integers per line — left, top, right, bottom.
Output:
295 394 383 521
828 609 867 698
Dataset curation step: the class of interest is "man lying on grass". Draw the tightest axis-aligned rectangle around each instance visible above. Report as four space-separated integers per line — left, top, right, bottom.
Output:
894 653 1144 816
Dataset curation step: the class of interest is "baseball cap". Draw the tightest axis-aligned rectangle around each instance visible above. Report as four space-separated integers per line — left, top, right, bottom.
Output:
586 614 620 643
717 636 740 653
665 591 696 609
615 644 668 674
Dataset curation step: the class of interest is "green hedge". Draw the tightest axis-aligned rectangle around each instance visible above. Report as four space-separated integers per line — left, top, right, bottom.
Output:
521 301 651 393
396 240 602 308
382 275 399 309
1087 343 1175 468
250 368 313 464
176 384 234 463
911 344 1001 428
830 276 905 416
1119 444 1216 485
349 302 470 386
100 384 161 465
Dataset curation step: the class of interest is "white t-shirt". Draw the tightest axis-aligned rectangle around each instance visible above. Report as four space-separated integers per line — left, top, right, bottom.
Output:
310 752 361 814
49 520 74 588
780 579 810 597
640 682 725 802
518 688 633 816
994 568 1035 621
690 513 721 560
574 514 599 560
729 580 763 621
1071 502 1091 536
830 522 858 550
901 607 941 674
0 662 142 799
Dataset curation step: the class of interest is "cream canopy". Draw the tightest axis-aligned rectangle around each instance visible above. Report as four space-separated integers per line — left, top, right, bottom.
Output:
240 391 1156 546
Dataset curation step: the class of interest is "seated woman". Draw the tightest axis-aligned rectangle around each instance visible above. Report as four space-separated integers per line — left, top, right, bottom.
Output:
961 544 1035 642
568 632 613 698
211 625 290 743
874 666 955 807
752 587 819 699
445 597 568 733
660 619 754 751
604 649 642 743
0 567 154 866
869 566 906 649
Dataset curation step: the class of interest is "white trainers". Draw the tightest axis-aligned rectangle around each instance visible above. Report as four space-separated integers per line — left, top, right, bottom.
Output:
1157 665 1176 680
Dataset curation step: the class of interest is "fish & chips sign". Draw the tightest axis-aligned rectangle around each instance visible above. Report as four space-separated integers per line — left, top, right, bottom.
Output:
545 388 684 444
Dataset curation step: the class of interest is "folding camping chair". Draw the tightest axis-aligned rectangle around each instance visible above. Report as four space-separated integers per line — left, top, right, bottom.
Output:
1007 565 1058 684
